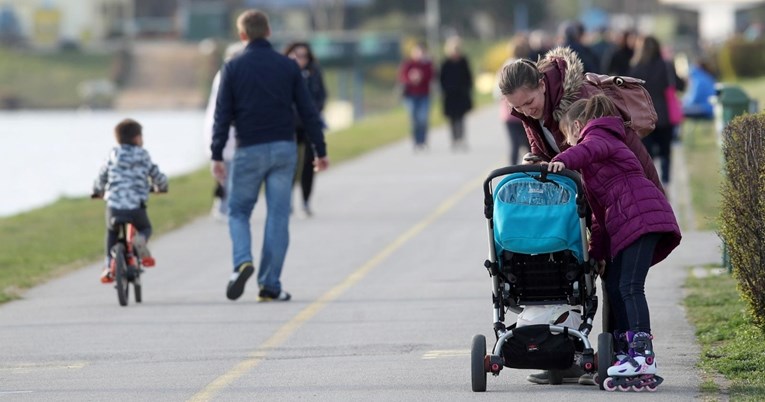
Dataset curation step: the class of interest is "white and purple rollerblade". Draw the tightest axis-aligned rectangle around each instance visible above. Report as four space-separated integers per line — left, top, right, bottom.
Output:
603 331 663 392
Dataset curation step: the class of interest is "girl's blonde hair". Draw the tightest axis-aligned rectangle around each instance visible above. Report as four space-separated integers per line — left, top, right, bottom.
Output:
560 95 619 142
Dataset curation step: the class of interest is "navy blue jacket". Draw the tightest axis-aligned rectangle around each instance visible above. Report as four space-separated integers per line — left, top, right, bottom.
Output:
211 39 326 160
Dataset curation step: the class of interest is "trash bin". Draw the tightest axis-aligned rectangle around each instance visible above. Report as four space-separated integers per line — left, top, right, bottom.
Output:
711 84 754 273
712 84 753 134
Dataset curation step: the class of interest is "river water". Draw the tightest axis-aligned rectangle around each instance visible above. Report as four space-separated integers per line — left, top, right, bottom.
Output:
0 110 208 217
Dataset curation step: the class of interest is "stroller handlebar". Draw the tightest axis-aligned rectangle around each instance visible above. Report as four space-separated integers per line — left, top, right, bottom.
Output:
483 165 588 219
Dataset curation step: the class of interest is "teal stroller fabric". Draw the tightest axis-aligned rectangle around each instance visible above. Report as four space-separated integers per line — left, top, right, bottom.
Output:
493 172 583 262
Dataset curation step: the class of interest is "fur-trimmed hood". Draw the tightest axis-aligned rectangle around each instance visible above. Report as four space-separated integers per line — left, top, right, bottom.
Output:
538 46 585 123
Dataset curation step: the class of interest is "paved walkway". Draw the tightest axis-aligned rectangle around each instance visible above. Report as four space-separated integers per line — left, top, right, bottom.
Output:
0 106 722 401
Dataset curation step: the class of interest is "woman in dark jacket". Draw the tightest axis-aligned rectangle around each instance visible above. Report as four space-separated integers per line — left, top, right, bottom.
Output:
439 36 473 151
628 35 675 187
285 42 327 217
498 47 663 192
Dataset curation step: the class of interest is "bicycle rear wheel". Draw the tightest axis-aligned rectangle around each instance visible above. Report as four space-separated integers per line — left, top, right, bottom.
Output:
112 244 129 307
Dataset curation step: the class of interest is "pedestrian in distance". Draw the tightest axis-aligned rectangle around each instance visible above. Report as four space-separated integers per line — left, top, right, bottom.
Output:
545 95 681 390
493 34 531 165
601 29 636 76
284 41 327 217
558 20 601 74
682 57 717 120
438 36 473 151
92 118 168 283
398 41 434 152
497 46 663 385
203 43 242 222
629 35 678 188
211 9 329 302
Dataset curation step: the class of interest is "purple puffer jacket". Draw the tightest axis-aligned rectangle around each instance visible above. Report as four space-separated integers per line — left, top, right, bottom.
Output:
552 116 681 266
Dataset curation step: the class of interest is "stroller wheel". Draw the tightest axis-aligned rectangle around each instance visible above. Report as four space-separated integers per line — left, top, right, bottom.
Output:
597 332 615 390
471 334 487 392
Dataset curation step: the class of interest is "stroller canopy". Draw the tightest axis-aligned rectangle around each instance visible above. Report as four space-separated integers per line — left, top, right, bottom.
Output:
492 172 584 262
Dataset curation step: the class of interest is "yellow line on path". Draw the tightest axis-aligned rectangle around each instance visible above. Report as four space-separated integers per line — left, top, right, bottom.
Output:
189 173 487 402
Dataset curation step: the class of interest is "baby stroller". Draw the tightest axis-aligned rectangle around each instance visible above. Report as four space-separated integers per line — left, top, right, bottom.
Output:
471 165 600 392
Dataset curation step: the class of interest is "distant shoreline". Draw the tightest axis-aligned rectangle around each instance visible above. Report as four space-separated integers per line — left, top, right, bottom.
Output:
0 109 207 218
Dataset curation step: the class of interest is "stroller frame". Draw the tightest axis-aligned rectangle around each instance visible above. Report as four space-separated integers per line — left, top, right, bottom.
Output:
472 165 599 392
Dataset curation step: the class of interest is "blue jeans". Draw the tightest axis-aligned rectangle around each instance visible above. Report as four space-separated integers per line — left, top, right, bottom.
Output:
227 141 297 294
404 95 430 145
605 233 661 334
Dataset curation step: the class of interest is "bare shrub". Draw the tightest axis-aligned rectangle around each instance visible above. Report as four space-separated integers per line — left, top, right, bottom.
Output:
719 112 765 328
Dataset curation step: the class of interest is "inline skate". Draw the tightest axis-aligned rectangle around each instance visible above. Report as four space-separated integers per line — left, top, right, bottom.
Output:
603 331 663 392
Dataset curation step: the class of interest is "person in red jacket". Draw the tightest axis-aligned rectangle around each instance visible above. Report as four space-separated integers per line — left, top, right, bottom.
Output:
398 42 434 151
546 95 681 390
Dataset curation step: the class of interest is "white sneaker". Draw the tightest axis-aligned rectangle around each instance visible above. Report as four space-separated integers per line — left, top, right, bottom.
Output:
210 199 227 221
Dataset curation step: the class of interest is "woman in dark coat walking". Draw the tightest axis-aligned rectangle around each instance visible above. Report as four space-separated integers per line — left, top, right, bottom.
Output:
285 42 327 217
439 36 473 151
628 35 676 187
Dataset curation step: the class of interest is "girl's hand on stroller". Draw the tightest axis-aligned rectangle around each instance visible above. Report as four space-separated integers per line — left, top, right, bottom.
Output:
542 161 566 173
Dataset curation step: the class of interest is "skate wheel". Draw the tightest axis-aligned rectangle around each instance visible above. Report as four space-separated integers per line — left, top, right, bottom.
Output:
646 383 659 392
618 383 631 392
604 378 618 392
632 384 645 392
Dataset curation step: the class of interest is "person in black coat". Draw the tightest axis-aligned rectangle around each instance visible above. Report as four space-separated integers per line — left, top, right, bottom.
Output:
628 35 675 187
439 36 474 151
602 29 636 76
285 42 327 217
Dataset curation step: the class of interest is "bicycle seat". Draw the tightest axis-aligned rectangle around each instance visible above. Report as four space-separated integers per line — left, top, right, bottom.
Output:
109 216 133 226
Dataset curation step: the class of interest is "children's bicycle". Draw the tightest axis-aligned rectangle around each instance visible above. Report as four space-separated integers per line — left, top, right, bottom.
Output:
92 191 162 307
108 219 149 306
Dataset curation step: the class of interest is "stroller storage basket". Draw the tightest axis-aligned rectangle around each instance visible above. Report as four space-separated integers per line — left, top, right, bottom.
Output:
502 324 576 370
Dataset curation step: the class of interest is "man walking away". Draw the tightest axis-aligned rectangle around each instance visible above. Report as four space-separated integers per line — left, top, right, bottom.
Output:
211 9 329 302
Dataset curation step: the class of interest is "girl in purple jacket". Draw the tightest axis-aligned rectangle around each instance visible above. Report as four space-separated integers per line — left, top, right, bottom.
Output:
544 95 681 389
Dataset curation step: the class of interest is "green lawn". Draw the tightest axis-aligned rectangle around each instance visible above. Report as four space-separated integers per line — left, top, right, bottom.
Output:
681 119 721 231
685 269 765 400
682 76 765 231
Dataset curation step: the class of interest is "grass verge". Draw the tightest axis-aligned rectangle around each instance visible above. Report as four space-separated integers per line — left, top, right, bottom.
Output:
681 119 722 231
685 268 765 400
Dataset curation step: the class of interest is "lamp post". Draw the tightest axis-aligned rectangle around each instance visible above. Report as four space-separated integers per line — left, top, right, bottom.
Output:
425 0 439 57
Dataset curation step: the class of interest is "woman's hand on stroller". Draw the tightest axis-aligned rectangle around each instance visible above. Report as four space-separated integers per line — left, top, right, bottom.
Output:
596 259 606 276
522 153 543 165
541 161 566 173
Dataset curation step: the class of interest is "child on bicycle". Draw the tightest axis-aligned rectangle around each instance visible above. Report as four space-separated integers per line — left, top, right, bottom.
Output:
543 95 681 388
92 118 168 283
